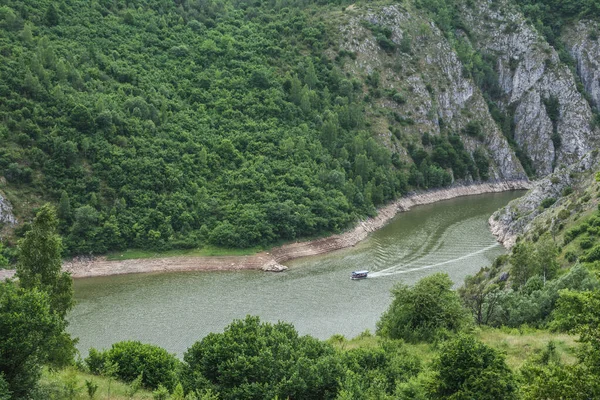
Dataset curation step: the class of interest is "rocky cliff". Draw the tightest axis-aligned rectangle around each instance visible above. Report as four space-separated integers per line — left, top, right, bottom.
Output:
490 152 598 247
458 0 599 176
563 21 600 111
337 4 528 182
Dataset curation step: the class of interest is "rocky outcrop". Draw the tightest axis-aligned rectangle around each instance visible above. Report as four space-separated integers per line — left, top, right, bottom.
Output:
563 21 600 110
459 0 599 176
338 4 527 182
0 193 17 227
490 152 599 247
261 260 288 272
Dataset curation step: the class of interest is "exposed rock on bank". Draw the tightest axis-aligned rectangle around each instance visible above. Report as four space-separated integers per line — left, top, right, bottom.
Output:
490 153 599 248
0 181 530 280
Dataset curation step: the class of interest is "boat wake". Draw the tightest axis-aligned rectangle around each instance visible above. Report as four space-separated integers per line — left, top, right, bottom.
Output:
368 242 500 278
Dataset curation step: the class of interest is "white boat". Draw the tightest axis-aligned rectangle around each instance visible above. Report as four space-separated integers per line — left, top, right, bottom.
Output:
351 270 369 280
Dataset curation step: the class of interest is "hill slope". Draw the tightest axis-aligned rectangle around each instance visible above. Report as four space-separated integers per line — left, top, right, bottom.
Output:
0 0 598 256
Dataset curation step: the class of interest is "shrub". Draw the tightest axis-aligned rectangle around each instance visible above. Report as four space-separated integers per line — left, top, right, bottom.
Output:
427 335 517 400
579 235 594 250
377 273 471 342
565 251 577 263
563 223 589 244
183 316 343 399
557 209 570 220
561 186 573 196
104 341 179 390
540 198 556 209
583 244 600 263
85 348 107 375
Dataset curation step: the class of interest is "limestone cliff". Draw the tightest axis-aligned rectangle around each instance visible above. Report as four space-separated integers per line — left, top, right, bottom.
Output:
0 192 16 227
563 21 600 111
489 152 598 247
458 0 599 176
337 4 528 182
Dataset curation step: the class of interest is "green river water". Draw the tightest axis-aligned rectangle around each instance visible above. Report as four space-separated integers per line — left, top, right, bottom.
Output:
69 191 523 356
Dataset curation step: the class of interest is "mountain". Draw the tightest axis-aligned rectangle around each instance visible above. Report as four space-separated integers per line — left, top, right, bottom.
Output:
0 0 598 256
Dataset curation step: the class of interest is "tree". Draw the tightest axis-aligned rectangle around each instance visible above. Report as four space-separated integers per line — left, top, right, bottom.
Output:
16 204 73 318
459 272 502 325
427 335 517 400
0 375 9 400
58 190 72 225
16 204 76 369
44 3 59 26
102 341 179 390
510 241 537 288
0 282 65 398
377 273 471 342
183 316 343 400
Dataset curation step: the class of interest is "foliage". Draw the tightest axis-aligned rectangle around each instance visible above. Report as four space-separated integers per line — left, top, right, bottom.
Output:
0 281 65 399
183 315 343 400
0 375 9 400
14 204 77 368
339 340 422 397
510 234 559 287
377 273 471 342
0 0 432 256
486 264 598 328
519 341 600 400
540 197 557 209
427 335 517 400
86 341 179 390
16 204 73 318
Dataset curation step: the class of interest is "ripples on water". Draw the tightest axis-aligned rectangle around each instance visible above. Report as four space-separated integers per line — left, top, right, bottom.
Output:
70 191 523 356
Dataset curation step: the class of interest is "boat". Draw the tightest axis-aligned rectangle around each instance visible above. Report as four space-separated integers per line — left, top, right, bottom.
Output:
351 270 369 280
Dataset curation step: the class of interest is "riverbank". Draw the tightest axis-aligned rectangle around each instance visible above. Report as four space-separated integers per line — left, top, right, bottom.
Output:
0 180 531 280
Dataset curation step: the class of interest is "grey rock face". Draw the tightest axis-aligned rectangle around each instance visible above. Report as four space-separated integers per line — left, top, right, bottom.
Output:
490 151 598 247
0 193 17 226
460 0 598 176
563 22 600 110
338 5 527 182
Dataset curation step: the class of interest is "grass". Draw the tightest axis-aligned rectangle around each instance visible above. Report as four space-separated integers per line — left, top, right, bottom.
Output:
40 368 153 399
476 327 578 369
106 245 264 261
330 327 579 370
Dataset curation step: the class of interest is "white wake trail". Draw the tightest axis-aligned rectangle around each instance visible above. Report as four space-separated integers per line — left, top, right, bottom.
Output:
369 242 500 278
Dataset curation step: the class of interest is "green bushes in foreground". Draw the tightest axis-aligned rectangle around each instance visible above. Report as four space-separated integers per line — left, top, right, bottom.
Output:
376 272 471 342
85 341 180 391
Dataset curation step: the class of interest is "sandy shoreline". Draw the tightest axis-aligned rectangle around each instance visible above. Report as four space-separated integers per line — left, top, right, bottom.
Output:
0 180 531 280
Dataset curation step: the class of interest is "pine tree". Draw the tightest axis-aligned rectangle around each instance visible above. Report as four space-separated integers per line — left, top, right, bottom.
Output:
304 61 318 89
45 4 60 27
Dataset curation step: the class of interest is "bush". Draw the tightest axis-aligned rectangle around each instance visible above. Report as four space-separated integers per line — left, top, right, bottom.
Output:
377 273 471 342
85 348 106 375
579 235 594 250
540 198 556 209
583 244 600 263
96 341 179 390
183 316 343 400
565 251 577 263
557 209 570 220
427 335 517 400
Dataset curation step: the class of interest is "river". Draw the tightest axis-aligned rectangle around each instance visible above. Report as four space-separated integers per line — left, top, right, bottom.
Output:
69 191 522 356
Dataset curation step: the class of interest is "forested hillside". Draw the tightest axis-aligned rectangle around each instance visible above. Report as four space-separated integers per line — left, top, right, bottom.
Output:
1 0 599 257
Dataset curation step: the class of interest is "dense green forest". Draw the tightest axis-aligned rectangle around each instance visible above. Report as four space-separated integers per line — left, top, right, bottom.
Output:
0 0 521 257
3 200 600 399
